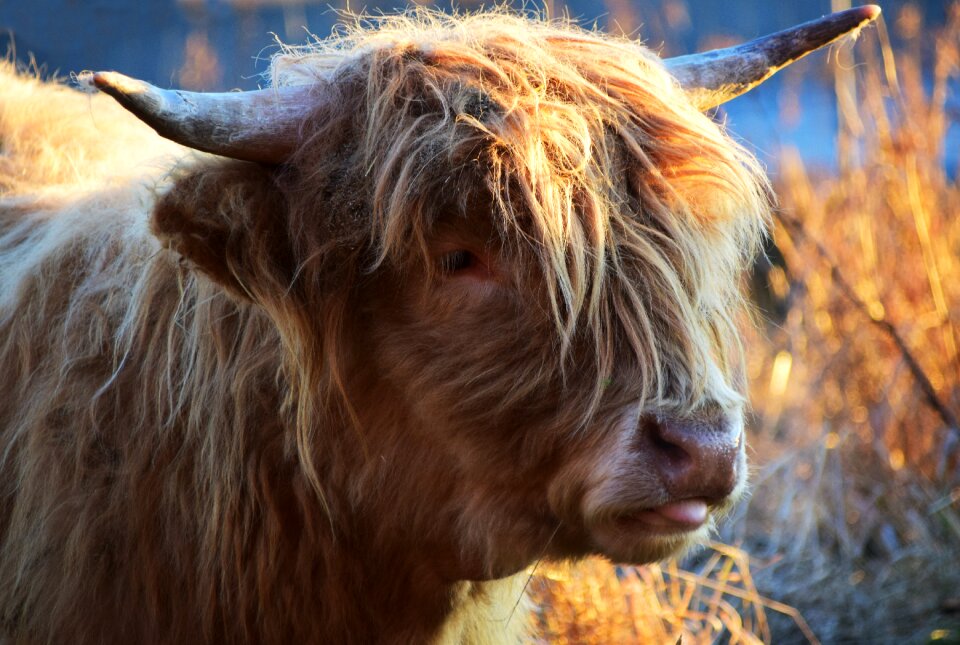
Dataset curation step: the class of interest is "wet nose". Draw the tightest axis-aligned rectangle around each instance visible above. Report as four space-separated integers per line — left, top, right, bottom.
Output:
641 413 743 502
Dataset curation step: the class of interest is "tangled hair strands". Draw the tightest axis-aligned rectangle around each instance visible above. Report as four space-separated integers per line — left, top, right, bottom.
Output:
266 9 770 431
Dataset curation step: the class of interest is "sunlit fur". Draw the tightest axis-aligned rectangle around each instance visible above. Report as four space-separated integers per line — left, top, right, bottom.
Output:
0 10 769 644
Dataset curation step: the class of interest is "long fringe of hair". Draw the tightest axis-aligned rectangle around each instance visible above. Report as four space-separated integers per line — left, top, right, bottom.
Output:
270 9 771 432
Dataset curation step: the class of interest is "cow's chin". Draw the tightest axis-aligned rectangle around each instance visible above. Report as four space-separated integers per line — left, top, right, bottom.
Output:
581 493 743 565
458 501 732 582
586 514 714 564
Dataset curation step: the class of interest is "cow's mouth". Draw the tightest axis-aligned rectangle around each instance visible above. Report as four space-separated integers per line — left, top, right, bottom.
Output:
612 499 709 534
584 499 716 563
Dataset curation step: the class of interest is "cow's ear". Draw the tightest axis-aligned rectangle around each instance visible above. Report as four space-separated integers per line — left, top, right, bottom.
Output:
152 161 294 301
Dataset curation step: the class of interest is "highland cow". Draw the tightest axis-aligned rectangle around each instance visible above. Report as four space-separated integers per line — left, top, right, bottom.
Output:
0 7 878 644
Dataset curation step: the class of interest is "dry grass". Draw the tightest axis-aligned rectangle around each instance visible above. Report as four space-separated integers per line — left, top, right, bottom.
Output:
529 4 960 643
531 543 819 644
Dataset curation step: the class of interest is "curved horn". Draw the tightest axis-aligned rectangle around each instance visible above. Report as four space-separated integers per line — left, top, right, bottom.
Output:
665 5 881 110
85 71 317 163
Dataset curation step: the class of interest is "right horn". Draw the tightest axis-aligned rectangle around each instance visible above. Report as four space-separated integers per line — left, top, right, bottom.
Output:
85 71 319 164
664 5 881 110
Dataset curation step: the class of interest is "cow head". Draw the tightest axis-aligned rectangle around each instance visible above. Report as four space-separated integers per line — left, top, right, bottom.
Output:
87 7 879 579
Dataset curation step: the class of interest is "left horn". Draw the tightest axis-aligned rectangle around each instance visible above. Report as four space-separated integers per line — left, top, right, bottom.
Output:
665 5 881 110
85 71 318 163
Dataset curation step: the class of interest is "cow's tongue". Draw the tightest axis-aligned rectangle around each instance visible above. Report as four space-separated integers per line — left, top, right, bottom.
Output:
630 499 709 530
652 499 708 526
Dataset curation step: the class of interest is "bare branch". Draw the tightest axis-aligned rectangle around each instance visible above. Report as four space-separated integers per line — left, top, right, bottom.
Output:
774 209 960 437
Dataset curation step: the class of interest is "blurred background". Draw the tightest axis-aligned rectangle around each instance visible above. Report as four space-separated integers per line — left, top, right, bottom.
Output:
1 0 956 171
2 1 959 642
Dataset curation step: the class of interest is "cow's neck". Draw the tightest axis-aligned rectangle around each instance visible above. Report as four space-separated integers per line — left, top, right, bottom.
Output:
312 512 529 643
303 404 530 642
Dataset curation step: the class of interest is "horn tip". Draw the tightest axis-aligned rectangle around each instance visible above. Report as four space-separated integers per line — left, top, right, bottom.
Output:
88 71 151 98
840 5 882 40
860 5 882 21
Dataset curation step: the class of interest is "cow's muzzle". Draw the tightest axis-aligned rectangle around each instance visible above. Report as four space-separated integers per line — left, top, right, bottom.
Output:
639 412 743 504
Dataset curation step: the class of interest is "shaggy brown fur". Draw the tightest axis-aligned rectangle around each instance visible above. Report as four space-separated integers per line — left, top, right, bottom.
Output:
0 11 769 644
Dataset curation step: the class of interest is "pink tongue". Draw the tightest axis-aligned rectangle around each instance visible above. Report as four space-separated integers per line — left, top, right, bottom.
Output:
654 499 708 526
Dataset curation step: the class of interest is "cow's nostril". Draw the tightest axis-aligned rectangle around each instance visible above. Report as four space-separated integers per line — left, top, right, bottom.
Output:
642 413 742 502
650 428 692 467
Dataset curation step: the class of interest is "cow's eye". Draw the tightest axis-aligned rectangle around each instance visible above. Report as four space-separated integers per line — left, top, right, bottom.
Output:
440 250 476 274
